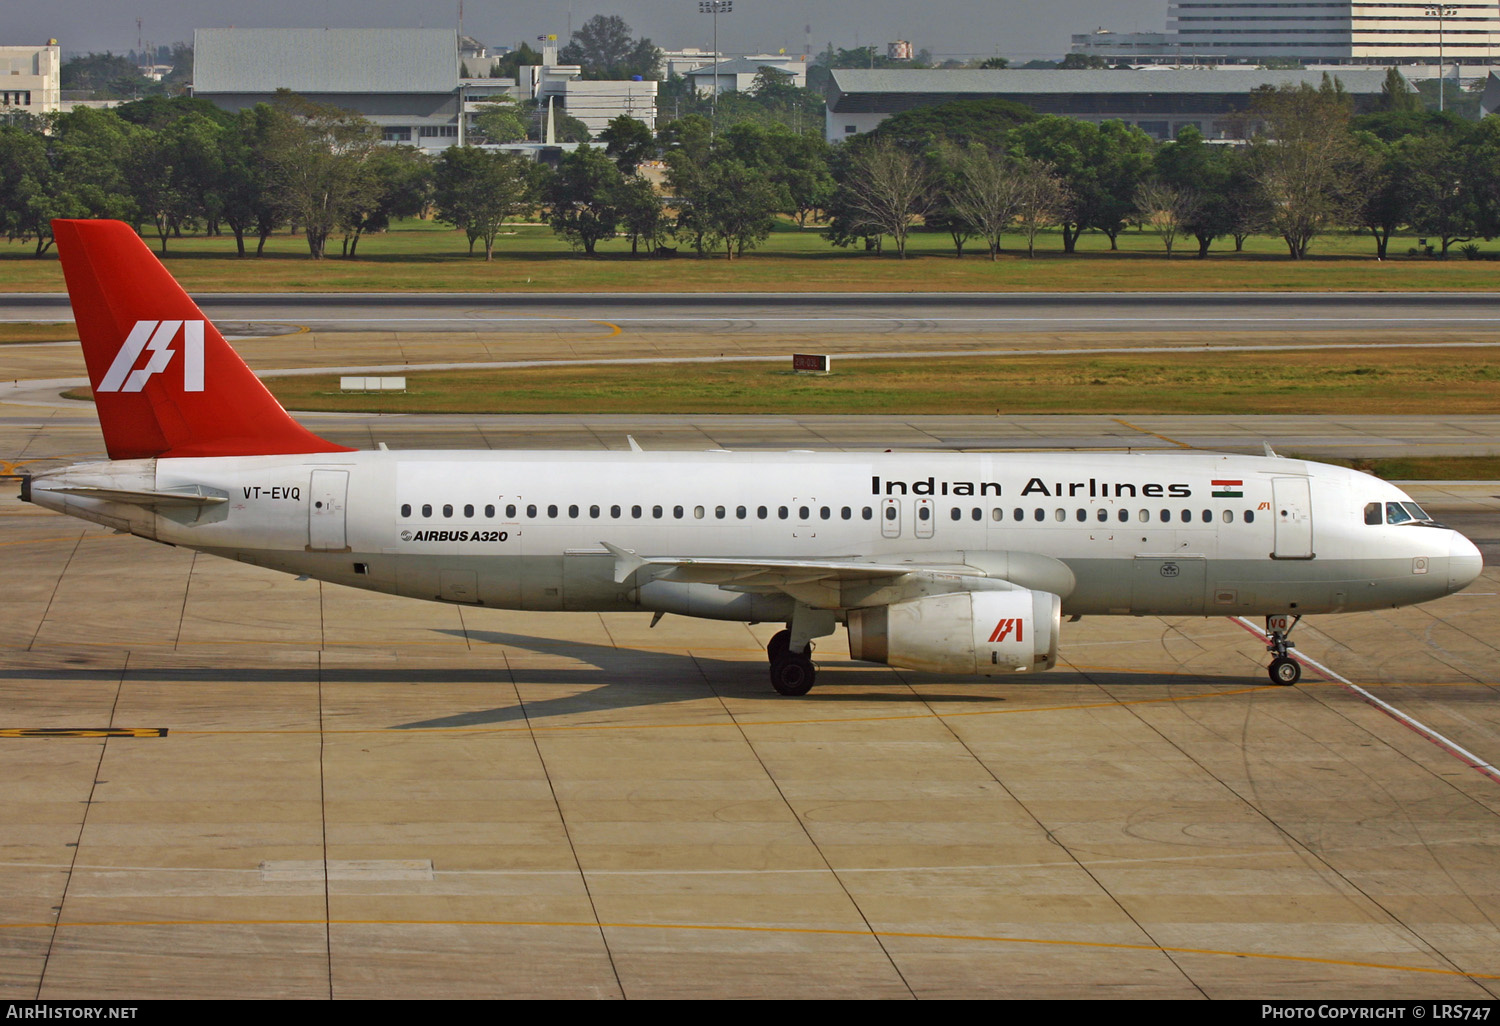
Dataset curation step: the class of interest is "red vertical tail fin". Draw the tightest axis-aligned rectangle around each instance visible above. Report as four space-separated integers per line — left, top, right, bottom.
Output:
52 219 353 459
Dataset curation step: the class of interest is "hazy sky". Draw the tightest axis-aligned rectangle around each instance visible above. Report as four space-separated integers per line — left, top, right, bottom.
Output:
12 1 1170 63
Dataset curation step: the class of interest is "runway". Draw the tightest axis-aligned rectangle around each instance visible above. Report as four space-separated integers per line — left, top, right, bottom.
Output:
8 290 1500 335
1 307 1497 999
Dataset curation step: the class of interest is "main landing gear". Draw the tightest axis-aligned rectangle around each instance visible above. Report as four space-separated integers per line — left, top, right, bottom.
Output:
767 629 816 696
1265 614 1303 686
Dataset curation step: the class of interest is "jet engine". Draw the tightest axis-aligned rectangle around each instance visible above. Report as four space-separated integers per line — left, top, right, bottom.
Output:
847 588 1060 675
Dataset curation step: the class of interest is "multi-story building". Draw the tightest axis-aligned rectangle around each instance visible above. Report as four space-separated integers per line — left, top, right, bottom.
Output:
0 42 61 116
194 28 656 150
1077 3 1500 66
824 67 1400 144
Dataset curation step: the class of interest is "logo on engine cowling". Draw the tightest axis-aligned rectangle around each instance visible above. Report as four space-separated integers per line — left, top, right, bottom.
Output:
98 320 205 393
989 618 1025 643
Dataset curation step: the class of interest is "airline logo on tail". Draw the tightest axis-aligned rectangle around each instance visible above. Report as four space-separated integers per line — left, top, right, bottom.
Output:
98 320 205 393
989 618 1025 643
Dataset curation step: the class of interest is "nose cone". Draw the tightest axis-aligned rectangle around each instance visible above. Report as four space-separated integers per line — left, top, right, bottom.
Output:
1449 531 1484 594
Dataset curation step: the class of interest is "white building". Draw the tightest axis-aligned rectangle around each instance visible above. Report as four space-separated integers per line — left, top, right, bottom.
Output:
824 67 1400 144
511 41 658 134
659 47 721 80
685 55 808 94
193 28 656 150
0 42 61 116
1166 2 1500 64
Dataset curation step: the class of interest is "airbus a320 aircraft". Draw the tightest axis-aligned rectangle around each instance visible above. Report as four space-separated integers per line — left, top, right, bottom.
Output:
22 220 1485 694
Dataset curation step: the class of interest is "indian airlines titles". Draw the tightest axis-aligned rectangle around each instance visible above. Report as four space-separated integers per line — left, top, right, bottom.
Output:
871 475 1196 499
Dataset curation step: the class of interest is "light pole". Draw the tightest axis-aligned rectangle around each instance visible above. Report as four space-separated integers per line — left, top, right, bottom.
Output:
1425 4 1459 112
699 0 733 136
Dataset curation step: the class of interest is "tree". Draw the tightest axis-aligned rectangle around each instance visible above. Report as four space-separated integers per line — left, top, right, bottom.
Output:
490 42 543 81
0 127 56 254
1399 124 1486 256
259 91 383 259
613 175 669 255
1352 133 1410 260
976 57 1009 69
1010 116 1155 252
434 147 536 260
559 15 662 80
472 96 528 144
1133 179 1199 258
1011 159 1071 258
47 107 140 226
60 53 149 100
1247 77 1361 258
869 97 1034 152
339 144 432 256
829 138 934 258
693 159 780 260
1380 67 1421 114
1154 127 1239 258
218 107 279 257
546 144 623 256
599 115 655 175
940 144 1025 260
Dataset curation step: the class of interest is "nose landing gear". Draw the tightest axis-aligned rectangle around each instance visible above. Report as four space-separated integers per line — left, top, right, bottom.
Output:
1266 614 1303 685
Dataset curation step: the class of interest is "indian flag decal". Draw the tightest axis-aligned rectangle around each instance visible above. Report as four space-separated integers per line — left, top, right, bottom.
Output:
1212 479 1243 498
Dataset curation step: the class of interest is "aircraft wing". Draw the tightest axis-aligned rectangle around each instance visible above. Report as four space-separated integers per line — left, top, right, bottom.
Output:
599 542 1068 608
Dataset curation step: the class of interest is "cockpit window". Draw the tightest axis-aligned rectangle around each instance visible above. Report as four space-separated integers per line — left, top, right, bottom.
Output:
1364 502 1382 526
1386 501 1434 525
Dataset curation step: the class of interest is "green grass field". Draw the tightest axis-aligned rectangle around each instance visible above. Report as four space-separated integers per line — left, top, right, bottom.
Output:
263 348 1500 418
5 218 1500 293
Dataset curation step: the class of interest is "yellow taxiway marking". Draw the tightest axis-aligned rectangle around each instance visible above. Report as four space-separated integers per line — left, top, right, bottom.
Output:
0 727 165 738
0 916 1494 981
1110 417 1196 449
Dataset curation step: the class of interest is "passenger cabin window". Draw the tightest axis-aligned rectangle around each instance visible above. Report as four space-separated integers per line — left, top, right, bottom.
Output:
443 504 454 518
506 504 516 518
401 504 411 517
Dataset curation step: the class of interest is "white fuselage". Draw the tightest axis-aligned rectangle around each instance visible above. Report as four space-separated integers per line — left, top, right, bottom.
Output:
28 448 1483 629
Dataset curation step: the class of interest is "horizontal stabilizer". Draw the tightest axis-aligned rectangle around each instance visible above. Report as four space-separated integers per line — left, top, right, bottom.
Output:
52 485 227 509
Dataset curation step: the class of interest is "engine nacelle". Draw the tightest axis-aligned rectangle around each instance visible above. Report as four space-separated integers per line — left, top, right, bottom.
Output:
847 588 1060 675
